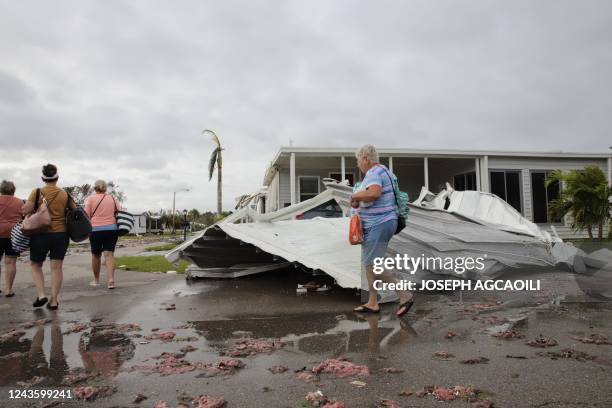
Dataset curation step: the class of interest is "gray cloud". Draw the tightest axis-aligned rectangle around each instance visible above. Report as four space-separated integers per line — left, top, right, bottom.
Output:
1 0 611 211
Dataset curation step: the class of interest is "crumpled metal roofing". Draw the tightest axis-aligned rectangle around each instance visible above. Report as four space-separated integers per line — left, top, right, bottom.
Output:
168 181 559 288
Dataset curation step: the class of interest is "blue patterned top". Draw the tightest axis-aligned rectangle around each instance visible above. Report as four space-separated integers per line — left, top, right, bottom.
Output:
358 165 398 229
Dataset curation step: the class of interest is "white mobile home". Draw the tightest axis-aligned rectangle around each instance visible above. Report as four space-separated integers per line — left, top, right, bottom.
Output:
130 212 163 235
260 147 612 239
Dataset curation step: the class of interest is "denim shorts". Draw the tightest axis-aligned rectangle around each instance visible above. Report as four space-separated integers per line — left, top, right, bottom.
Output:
361 217 398 267
30 232 69 263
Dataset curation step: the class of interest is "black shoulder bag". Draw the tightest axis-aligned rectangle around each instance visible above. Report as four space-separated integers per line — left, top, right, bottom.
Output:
65 193 92 242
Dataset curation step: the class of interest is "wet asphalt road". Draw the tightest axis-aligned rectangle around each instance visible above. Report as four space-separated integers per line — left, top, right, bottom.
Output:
1 245 612 408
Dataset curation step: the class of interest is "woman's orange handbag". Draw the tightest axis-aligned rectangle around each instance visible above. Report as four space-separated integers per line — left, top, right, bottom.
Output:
349 214 364 245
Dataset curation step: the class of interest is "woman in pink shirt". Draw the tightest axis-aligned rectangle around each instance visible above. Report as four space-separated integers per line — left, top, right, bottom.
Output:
84 180 122 289
0 180 23 297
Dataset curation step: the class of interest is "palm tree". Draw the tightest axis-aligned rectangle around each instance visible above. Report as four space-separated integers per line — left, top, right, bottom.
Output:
546 166 611 239
188 208 200 222
204 129 223 215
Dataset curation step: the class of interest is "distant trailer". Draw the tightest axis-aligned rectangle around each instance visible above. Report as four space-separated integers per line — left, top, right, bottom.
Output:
130 213 164 235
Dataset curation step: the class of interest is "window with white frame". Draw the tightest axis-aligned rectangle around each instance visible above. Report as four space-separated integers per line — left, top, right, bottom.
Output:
298 176 320 202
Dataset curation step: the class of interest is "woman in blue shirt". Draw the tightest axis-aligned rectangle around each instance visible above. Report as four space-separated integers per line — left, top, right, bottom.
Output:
351 144 414 317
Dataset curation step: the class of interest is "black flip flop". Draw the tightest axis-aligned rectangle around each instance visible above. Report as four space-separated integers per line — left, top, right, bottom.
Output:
33 297 48 308
354 305 380 313
396 299 414 317
46 302 59 311
5 292 15 298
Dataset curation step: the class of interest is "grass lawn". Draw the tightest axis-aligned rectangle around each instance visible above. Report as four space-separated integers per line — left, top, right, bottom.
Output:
115 255 190 273
144 243 179 252
568 239 612 253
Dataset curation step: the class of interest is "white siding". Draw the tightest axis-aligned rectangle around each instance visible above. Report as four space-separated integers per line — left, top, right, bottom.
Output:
279 169 291 207
521 169 532 221
488 157 607 171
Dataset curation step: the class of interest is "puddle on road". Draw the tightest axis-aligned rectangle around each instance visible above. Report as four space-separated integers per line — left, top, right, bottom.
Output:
190 311 418 356
0 321 136 387
0 311 420 387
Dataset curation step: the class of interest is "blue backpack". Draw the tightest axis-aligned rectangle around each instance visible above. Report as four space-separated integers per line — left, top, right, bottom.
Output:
380 166 409 234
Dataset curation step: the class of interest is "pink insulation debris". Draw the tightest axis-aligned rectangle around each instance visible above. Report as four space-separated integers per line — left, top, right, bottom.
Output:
192 395 227 408
74 386 115 401
134 354 195 376
312 358 370 378
433 387 456 401
146 331 176 342
115 323 142 332
226 338 284 357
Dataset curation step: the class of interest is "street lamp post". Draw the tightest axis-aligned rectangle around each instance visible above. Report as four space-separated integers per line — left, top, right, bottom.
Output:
172 188 190 233
183 209 188 242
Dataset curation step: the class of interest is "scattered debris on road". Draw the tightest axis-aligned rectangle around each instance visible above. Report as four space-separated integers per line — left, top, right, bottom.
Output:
146 331 177 342
573 334 610 345
379 399 401 407
492 330 524 339
312 358 370 378
133 393 148 403
192 395 227 408
180 345 198 353
505 355 528 359
305 390 346 408
432 351 455 360
268 365 289 374
536 349 597 361
526 335 558 348
224 338 284 357
460 357 490 365
74 385 116 401
446 331 458 339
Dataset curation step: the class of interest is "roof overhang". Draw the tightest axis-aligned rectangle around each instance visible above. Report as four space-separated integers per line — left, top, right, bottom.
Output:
262 146 611 186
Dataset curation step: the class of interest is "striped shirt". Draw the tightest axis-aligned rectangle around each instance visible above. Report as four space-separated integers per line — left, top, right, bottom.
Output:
359 165 398 229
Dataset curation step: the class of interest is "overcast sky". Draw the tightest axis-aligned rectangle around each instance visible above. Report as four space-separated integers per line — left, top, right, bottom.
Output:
1 0 611 212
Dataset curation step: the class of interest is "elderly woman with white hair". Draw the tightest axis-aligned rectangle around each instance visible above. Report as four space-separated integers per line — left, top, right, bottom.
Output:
351 144 414 316
84 180 122 289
